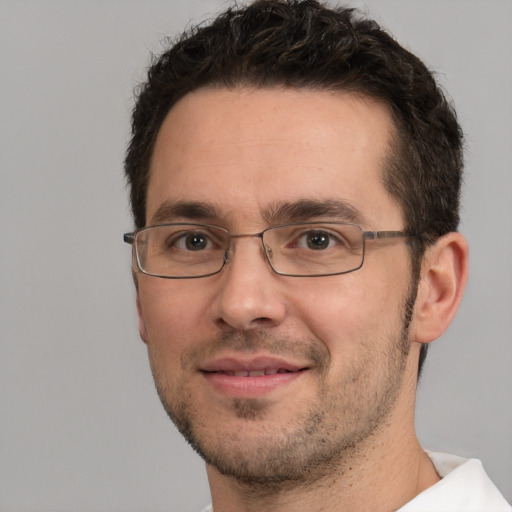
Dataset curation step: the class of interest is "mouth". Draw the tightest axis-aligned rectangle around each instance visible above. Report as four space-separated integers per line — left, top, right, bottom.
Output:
200 356 310 397
209 368 305 377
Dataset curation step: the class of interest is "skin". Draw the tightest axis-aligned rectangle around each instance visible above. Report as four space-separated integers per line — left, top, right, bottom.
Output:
135 87 468 511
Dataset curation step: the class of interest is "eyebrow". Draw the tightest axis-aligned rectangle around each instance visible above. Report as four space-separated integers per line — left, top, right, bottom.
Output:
150 200 222 225
262 199 369 226
149 198 368 227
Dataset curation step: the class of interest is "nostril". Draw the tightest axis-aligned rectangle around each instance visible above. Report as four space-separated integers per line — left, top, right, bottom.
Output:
251 317 275 328
215 315 274 332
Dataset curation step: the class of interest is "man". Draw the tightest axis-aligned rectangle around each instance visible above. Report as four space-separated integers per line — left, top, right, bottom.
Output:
123 1 511 510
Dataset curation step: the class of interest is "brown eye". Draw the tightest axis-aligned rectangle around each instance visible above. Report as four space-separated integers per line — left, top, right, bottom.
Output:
185 233 208 250
168 231 213 251
292 229 344 251
305 231 331 250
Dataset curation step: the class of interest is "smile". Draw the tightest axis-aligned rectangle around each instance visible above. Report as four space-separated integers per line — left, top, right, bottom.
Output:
200 356 310 397
209 368 300 377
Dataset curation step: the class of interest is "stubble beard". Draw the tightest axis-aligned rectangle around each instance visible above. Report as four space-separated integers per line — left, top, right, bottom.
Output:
152 285 416 489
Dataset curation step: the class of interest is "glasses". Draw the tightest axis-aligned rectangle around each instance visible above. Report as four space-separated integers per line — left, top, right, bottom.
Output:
123 222 414 279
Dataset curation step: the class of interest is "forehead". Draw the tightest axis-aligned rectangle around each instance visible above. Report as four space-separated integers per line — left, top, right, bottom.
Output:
147 87 402 229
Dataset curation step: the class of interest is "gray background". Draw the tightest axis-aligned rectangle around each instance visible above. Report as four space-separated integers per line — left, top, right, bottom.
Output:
0 1 510 510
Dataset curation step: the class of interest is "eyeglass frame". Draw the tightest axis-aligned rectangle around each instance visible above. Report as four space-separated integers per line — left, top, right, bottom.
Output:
124 221 419 279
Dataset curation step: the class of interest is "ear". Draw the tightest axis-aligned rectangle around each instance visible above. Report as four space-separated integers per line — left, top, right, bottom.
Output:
412 232 469 344
136 293 149 345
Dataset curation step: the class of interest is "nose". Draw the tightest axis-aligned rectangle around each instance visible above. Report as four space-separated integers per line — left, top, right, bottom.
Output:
211 236 287 331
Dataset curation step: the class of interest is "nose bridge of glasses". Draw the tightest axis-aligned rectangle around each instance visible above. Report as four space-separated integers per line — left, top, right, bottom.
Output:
229 231 265 240
224 231 269 263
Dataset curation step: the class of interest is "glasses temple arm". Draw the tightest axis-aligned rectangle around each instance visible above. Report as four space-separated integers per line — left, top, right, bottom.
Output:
364 230 413 240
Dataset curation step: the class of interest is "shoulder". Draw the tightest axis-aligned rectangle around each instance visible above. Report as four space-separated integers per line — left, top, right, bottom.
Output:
399 451 511 511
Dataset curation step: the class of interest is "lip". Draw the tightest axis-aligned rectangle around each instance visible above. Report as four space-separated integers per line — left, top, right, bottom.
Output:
200 356 310 398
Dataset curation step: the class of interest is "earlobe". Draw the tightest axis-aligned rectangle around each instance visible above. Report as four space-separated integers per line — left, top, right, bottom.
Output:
136 294 149 344
412 232 469 344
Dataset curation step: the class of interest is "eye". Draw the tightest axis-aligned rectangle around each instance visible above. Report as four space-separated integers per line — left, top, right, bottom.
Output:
294 229 346 251
169 231 213 251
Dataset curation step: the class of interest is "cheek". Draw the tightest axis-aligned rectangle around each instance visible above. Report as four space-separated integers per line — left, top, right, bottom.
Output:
138 281 211 362
290 272 406 357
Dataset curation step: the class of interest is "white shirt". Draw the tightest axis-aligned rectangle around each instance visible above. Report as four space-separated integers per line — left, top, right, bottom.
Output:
399 451 511 511
200 451 511 511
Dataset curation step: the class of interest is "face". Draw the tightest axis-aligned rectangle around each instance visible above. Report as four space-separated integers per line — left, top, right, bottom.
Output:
136 88 418 485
